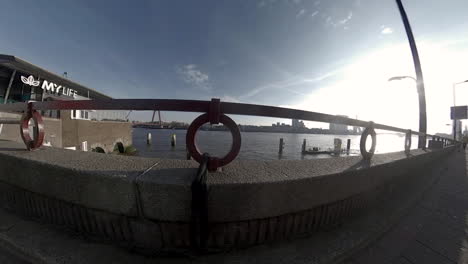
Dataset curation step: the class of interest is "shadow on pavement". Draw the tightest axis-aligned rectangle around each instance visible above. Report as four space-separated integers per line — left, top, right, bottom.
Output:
344 149 468 264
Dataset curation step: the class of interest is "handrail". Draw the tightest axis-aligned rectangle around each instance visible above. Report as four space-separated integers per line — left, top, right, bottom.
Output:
0 99 441 136
0 98 456 170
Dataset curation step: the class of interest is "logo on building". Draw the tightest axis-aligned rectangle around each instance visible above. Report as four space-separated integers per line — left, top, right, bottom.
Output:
21 75 40 87
20 75 78 98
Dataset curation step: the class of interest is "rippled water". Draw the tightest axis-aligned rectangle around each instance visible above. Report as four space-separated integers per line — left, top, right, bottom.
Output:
132 128 420 161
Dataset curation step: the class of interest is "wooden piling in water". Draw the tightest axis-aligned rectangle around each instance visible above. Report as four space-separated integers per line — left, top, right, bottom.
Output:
301 139 306 154
279 138 284 154
147 133 152 145
171 134 176 147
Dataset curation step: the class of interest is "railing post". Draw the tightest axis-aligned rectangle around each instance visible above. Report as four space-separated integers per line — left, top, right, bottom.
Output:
346 139 351 154
404 130 412 154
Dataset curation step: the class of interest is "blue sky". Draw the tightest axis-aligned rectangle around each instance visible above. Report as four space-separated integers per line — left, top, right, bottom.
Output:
1 0 467 133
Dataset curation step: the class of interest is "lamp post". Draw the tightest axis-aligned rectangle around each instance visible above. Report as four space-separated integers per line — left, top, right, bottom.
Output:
395 0 427 149
452 80 468 141
388 76 416 82
388 75 426 147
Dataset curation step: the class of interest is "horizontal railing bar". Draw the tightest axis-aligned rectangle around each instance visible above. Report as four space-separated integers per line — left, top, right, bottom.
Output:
0 99 453 141
32 99 210 113
221 102 411 134
0 102 27 112
0 119 21 124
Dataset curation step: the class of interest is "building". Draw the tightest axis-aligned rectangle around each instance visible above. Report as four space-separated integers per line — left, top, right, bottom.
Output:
0 54 131 153
292 119 305 128
329 115 349 134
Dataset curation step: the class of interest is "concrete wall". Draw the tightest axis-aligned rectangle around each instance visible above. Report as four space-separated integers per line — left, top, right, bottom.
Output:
61 110 132 152
0 140 457 253
0 112 62 147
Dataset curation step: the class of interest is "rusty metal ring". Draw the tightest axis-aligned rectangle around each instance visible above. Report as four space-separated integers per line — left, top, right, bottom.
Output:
404 130 411 154
186 113 241 171
20 110 44 150
360 125 376 160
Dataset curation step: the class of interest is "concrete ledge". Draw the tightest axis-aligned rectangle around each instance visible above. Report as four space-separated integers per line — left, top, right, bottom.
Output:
140 148 453 222
0 140 457 252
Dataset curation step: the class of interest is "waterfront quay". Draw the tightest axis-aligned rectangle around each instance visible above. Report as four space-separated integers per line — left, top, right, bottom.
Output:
0 140 461 263
0 89 458 263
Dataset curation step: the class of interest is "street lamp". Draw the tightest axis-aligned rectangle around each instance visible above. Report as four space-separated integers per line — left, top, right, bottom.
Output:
388 76 416 82
388 75 426 148
453 80 468 106
395 0 427 149
452 80 468 140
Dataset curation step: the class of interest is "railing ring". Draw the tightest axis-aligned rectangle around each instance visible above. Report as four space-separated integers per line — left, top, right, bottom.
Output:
186 113 241 172
20 109 45 150
404 130 411 154
360 122 376 160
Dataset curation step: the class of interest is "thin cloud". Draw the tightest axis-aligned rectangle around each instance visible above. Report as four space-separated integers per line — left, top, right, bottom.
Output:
337 11 353 25
257 0 276 8
257 1 267 8
310 10 319 18
176 64 211 91
241 70 339 100
220 95 240 103
296 9 306 19
381 27 393 34
326 11 353 28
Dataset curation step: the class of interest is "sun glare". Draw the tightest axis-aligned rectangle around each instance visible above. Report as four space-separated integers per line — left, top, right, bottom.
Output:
284 38 468 134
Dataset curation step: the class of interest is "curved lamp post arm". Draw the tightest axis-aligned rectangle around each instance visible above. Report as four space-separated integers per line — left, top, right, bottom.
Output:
395 0 427 149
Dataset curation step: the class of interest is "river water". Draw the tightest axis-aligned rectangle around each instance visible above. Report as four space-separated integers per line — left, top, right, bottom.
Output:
132 128 419 161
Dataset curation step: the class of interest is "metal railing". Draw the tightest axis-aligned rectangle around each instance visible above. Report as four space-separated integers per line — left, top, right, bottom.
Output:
0 98 456 171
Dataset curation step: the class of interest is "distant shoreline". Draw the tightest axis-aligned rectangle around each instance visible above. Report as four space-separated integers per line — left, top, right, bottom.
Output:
132 126 362 136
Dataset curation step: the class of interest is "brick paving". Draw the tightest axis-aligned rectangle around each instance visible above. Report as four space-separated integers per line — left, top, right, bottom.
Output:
344 149 468 264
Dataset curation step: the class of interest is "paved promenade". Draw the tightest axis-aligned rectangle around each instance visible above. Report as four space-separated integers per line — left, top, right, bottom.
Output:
343 148 468 264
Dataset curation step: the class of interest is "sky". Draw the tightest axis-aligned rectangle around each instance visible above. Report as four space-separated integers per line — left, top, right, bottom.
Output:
0 0 467 134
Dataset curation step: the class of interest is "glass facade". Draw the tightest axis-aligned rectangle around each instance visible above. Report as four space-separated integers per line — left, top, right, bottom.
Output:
0 63 124 121
0 65 48 103
0 65 79 118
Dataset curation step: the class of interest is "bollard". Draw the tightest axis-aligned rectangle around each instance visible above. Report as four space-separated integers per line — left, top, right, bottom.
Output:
301 139 306 154
334 138 342 155
147 133 152 145
346 139 351 154
171 134 176 147
81 141 88 152
279 138 284 154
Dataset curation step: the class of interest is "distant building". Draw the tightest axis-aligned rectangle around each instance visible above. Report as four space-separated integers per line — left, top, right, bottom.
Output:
292 119 305 128
0 54 132 153
329 115 349 134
